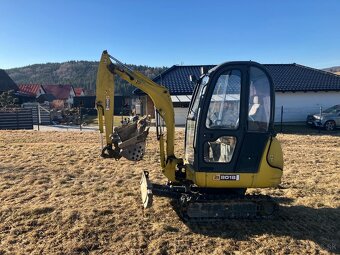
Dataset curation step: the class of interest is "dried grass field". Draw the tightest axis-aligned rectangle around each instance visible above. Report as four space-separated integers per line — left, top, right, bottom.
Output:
0 130 339 255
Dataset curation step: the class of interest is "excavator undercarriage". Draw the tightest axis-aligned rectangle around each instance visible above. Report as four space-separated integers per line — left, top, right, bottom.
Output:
140 171 278 221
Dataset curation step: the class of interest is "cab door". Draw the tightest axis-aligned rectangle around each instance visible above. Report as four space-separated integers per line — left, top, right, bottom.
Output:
235 66 274 173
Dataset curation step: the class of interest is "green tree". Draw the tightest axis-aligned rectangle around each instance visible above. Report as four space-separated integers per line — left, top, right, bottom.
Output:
0 90 19 108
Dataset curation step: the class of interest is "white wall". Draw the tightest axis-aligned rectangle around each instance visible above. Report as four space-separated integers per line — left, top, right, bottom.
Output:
36 86 45 98
275 91 340 122
172 91 340 125
66 89 76 105
174 107 189 126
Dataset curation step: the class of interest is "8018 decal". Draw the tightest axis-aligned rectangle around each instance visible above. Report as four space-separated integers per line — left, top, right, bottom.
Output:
214 174 240 181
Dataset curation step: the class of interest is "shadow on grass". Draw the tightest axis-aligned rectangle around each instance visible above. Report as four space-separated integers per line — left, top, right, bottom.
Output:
172 198 340 253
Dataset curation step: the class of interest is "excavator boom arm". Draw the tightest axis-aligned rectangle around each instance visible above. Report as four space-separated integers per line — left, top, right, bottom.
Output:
96 51 180 180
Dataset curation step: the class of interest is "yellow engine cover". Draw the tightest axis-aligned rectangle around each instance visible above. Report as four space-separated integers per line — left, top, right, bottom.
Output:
185 137 283 188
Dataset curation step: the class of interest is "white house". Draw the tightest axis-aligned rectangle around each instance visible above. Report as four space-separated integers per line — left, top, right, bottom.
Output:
134 64 340 125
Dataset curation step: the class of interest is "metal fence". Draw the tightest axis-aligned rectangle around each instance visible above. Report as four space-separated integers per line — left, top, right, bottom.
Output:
0 108 33 130
22 103 51 125
274 105 323 124
274 105 339 134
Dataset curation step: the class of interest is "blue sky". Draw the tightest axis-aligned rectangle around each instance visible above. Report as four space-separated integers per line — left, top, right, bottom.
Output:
0 0 339 69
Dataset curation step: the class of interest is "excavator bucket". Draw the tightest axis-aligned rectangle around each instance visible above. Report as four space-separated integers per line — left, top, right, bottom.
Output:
100 116 150 161
114 117 149 161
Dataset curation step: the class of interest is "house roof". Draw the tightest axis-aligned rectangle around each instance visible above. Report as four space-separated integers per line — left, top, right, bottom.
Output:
134 63 340 95
42 85 74 100
18 84 44 97
0 69 18 92
265 64 340 92
74 87 85 96
153 65 215 95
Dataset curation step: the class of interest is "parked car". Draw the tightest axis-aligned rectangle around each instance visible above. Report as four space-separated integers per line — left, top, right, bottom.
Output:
306 105 340 131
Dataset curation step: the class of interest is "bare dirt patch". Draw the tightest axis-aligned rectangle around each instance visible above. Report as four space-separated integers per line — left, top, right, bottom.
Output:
0 130 339 254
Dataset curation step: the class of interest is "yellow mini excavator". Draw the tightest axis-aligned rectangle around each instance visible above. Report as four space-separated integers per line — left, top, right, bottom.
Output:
96 50 283 221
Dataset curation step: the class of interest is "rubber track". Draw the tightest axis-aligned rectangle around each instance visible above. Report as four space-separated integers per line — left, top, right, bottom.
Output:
174 194 279 223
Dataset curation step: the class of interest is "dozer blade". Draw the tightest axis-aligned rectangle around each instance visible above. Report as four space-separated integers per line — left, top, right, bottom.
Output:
140 171 153 208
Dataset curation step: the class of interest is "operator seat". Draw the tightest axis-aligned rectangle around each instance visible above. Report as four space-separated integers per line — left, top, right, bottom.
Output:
249 96 260 116
248 96 266 131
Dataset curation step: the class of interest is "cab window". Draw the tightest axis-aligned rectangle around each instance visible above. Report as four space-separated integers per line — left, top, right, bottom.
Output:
204 136 237 163
185 76 209 164
248 67 271 132
206 70 241 129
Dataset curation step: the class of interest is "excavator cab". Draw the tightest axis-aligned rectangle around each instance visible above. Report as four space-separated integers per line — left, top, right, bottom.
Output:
184 62 282 189
186 63 273 170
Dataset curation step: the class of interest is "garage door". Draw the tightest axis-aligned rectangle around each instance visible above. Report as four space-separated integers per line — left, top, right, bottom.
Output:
174 107 189 126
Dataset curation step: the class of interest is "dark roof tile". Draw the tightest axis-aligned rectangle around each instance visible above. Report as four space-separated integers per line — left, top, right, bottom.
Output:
137 63 340 95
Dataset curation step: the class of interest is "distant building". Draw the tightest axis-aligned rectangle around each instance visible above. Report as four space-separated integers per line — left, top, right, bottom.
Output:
134 63 340 124
114 95 131 115
0 70 35 104
73 96 96 108
0 69 18 93
42 85 75 108
37 93 56 104
18 84 46 98
74 87 85 96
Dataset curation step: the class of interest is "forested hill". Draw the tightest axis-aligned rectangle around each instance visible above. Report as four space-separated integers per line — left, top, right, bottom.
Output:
6 61 168 95
323 66 340 74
